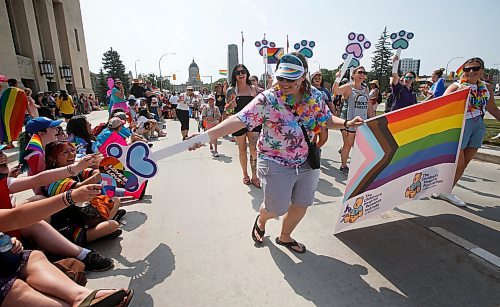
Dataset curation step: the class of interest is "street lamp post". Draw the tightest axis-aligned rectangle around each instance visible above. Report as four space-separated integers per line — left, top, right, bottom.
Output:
159 52 175 89
445 56 464 80
202 76 213 91
134 60 140 78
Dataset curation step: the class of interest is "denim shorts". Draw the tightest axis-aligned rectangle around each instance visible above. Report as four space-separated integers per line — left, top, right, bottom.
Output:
258 158 320 216
461 117 485 149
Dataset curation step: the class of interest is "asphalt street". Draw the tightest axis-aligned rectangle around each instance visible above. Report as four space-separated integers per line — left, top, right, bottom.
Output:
14 111 500 306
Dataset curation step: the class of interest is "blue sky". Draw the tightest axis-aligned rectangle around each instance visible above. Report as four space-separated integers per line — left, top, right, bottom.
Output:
81 0 500 84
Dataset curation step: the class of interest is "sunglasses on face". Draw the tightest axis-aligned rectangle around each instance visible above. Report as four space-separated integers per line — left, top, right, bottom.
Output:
404 76 415 80
276 76 296 83
356 71 367 75
463 66 482 73
234 70 246 76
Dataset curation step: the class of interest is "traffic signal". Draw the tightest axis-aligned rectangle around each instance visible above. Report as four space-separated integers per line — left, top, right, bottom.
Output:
197 73 200 81
172 73 176 81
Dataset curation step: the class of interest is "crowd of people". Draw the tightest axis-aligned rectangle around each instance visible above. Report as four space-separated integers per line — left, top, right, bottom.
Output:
0 52 498 305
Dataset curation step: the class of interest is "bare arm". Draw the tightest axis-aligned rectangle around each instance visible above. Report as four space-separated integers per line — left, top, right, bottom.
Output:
206 115 245 141
325 115 363 130
8 155 96 193
391 55 400 85
0 184 102 232
443 84 460 96
486 84 500 120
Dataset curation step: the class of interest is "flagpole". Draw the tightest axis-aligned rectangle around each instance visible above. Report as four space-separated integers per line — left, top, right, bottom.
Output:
241 31 244 65
286 34 289 53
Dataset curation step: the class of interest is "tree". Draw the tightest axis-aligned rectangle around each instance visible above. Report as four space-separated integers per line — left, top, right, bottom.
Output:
94 68 108 104
370 27 394 92
102 47 129 93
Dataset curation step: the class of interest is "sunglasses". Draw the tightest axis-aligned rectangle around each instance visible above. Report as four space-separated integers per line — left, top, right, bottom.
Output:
234 70 246 76
276 76 296 83
356 71 367 75
404 76 415 80
463 66 482 73
116 82 122 85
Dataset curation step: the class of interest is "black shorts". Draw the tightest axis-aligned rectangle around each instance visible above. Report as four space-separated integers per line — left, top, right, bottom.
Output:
61 113 73 119
0 250 32 305
176 109 189 131
233 125 262 137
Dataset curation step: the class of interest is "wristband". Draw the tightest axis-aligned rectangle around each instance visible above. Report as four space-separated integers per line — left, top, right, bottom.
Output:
65 189 76 206
67 165 76 176
61 193 70 207
344 120 348 128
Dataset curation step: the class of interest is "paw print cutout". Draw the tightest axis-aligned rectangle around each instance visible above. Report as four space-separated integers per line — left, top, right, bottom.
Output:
342 53 361 69
390 30 414 50
293 40 316 58
254 39 276 56
345 32 371 59
100 142 158 194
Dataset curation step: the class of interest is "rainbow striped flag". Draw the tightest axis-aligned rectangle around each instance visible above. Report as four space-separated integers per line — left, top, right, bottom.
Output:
335 89 469 233
26 134 44 154
0 87 28 142
455 64 464 79
219 70 228 76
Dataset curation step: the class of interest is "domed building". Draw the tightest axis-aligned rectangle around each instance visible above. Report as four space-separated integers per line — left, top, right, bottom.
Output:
172 59 204 93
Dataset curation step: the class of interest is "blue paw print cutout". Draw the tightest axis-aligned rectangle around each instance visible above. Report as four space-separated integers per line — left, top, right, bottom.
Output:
390 30 414 50
255 39 276 56
293 40 316 58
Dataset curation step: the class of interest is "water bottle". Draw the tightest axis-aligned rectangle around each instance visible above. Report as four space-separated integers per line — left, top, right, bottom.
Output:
0 232 22 271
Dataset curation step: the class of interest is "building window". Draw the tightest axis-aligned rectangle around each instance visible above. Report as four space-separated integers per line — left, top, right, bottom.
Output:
80 67 85 88
74 28 80 51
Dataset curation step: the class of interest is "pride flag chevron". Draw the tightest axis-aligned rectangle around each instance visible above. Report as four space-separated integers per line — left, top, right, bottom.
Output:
335 89 469 233
0 87 28 142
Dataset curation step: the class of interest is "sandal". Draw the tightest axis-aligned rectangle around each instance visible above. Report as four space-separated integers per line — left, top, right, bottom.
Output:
251 215 265 244
243 176 251 185
251 177 261 188
275 237 306 254
122 290 134 307
78 289 127 307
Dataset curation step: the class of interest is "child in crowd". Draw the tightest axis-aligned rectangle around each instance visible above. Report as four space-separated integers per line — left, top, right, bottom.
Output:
201 94 222 157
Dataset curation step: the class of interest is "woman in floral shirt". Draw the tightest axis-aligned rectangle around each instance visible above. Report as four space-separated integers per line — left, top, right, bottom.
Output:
190 53 363 253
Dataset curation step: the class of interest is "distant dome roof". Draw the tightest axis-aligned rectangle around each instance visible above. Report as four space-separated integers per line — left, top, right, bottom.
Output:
189 59 198 69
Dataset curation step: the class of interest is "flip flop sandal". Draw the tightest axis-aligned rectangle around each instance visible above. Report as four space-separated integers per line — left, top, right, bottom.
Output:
275 237 306 254
251 177 261 188
77 289 127 307
251 215 265 244
122 289 134 307
243 176 251 185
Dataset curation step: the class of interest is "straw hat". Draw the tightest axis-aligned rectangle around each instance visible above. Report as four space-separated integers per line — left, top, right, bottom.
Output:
369 80 380 88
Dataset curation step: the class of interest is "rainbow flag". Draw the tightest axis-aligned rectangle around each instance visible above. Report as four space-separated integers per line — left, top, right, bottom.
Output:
265 47 284 64
455 64 464 79
26 134 44 154
335 89 469 233
219 70 227 76
0 87 28 142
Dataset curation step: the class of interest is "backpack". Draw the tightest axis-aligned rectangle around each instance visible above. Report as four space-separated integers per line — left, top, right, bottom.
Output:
377 92 382 104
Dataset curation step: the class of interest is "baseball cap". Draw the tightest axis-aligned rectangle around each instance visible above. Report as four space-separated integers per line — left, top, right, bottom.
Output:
208 94 215 100
26 117 63 135
114 112 127 121
0 144 7 151
108 117 125 129
274 54 305 80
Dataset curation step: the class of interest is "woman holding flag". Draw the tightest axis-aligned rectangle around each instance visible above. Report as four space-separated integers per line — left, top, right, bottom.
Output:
433 57 500 207
190 53 363 253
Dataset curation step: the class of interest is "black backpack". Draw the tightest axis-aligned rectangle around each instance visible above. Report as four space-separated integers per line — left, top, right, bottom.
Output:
377 91 382 104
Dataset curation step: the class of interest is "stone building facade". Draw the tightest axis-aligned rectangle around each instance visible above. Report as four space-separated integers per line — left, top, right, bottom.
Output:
0 0 93 95
171 59 204 93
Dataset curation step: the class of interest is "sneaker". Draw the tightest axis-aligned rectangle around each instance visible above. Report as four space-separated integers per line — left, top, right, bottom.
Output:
82 250 114 272
339 166 349 175
433 193 466 207
213 151 219 157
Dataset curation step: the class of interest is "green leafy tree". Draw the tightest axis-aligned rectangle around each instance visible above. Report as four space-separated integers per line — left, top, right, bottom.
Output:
95 68 108 104
102 47 129 93
370 27 394 92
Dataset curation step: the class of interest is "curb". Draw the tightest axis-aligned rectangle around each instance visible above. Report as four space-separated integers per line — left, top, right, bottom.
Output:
474 151 500 165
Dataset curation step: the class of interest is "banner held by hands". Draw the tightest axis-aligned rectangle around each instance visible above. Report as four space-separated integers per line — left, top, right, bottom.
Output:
390 30 414 74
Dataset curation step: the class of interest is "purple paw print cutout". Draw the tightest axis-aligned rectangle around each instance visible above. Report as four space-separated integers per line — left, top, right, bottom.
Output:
345 32 371 59
255 39 276 56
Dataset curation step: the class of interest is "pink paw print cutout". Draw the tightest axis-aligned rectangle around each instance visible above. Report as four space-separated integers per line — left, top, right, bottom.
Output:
343 32 371 59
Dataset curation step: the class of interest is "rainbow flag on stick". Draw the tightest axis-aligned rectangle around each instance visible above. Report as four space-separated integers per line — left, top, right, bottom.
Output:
0 87 28 142
455 64 464 79
219 70 228 76
26 134 44 153
335 89 469 233
265 47 284 64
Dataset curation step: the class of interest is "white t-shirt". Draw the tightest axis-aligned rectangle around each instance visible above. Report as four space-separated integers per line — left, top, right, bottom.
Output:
176 97 190 111
137 116 149 127
169 95 179 105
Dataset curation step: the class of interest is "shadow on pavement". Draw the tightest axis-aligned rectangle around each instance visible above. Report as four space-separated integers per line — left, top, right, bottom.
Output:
90 243 175 307
463 203 500 223
212 154 233 163
316 177 343 198
320 158 347 186
248 189 264 212
119 211 148 232
267 240 408 306
460 174 496 183
456 182 500 200
337 219 500 307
